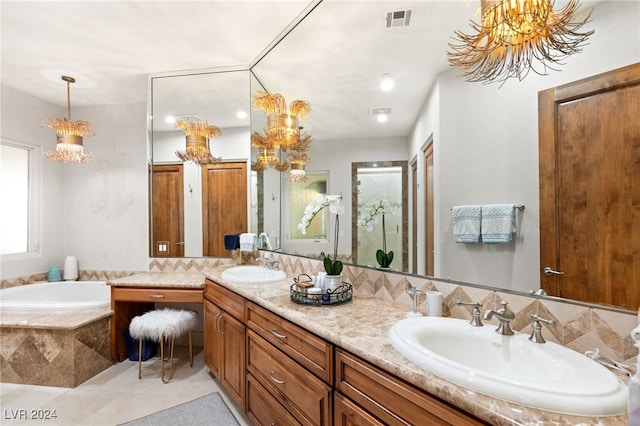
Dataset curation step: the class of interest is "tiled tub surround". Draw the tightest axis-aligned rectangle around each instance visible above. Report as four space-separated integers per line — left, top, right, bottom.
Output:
0 309 113 387
206 265 630 425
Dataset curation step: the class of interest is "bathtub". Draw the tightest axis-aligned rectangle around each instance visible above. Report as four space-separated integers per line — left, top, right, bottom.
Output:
0 281 110 310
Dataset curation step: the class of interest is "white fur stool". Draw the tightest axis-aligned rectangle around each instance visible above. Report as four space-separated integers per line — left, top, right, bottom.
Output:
129 308 198 383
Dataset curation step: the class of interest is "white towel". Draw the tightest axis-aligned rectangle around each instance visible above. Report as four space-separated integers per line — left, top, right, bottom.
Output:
481 204 515 243
239 233 257 252
452 205 481 243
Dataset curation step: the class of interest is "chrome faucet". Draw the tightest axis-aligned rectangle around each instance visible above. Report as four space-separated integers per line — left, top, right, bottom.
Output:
483 301 515 335
455 301 484 327
257 232 272 250
528 314 556 344
256 255 279 270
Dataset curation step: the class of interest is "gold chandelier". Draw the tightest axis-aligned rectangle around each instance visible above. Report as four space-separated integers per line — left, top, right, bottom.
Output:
447 0 594 84
44 76 94 163
174 119 222 165
251 92 312 180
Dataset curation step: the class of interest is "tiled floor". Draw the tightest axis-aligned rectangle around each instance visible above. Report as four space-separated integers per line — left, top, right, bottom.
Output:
0 347 251 426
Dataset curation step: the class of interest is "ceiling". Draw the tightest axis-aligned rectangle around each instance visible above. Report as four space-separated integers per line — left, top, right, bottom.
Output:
1 0 316 106
1 1 601 140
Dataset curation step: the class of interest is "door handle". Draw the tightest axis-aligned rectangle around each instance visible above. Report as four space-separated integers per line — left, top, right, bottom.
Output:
176 241 185 246
543 267 564 276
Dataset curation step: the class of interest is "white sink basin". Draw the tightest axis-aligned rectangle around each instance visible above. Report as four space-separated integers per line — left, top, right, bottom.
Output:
388 317 627 416
220 266 286 285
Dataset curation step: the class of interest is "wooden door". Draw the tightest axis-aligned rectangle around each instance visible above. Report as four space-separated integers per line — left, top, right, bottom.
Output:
539 63 640 309
423 143 435 276
150 164 184 257
202 162 248 257
411 158 418 274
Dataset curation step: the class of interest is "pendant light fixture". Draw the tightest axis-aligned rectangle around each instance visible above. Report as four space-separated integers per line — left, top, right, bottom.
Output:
174 119 222 165
447 0 594 85
251 91 312 180
43 76 94 163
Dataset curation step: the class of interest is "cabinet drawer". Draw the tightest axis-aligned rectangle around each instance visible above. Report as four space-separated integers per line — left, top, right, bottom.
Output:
111 287 203 303
247 373 302 426
205 279 245 322
335 349 487 426
247 302 333 384
334 393 385 426
247 330 332 426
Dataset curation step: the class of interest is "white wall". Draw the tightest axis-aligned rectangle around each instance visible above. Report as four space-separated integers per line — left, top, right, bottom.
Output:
1 85 149 277
409 0 640 292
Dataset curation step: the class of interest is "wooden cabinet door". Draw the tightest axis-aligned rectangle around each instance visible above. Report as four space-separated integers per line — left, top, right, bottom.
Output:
204 298 246 409
204 299 223 377
219 311 245 408
202 162 247 257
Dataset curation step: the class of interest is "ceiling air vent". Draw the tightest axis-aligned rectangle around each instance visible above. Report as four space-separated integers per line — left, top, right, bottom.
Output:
370 107 392 116
386 10 411 28
175 114 205 122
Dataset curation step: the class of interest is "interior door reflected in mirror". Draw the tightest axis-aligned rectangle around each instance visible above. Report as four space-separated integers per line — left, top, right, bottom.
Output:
352 161 408 272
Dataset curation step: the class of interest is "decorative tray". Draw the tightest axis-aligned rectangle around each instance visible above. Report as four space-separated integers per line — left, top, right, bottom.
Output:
290 274 353 306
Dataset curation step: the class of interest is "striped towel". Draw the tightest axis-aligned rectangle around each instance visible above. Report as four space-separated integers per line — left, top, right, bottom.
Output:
239 233 257 252
452 205 481 243
481 204 515 243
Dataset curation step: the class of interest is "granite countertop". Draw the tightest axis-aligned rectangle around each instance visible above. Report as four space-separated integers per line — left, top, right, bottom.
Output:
0 309 112 330
107 272 206 288
204 266 627 426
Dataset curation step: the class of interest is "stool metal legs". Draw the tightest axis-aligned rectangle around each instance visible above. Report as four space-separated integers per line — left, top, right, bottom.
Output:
137 338 143 379
137 331 193 383
160 335 176 383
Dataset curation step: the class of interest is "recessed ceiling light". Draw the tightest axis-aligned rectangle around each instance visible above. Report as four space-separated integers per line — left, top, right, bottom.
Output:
165 115 176 124
237 111 247 119
380 73 394 91
370 106 391 123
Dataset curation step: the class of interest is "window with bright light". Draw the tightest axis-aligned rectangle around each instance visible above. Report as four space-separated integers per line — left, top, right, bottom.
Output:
1 141 40 255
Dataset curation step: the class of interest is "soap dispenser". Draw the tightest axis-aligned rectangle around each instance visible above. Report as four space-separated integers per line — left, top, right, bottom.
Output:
629 313 640 425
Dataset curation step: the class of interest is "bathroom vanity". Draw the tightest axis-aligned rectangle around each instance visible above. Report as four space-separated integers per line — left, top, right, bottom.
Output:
204 268 628 426
108 272 205 361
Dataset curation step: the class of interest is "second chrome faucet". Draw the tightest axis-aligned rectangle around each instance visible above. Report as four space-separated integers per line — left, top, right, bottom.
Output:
483 301 515 336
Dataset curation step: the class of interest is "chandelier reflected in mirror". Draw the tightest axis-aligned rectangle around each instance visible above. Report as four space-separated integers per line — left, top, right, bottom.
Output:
251 92 312 181
174 119 222 165
43 76 94 163
447 0 594 84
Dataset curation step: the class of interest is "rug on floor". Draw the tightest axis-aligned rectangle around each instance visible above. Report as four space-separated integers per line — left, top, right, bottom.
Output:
118 392 239 426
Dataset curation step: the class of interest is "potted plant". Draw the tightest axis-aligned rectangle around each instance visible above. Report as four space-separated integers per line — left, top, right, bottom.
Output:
298 194 344 289
359 199 394 269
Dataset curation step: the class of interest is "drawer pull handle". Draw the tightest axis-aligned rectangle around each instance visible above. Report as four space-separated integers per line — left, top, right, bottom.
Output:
149 294 165 299
215 313 225 334
269 371 286 385
270 329 287 340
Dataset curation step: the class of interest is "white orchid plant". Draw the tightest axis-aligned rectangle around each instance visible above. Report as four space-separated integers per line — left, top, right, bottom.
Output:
359 199 394 268
298 194 344 275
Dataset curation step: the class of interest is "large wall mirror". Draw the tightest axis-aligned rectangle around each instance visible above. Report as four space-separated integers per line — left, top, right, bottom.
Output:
149 68 252 257
150 0 640 311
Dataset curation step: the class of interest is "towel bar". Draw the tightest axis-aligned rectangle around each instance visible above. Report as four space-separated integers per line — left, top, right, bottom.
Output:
450 204 525 211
